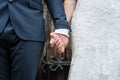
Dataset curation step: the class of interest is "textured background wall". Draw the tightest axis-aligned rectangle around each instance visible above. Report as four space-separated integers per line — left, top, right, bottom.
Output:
36 1 72 80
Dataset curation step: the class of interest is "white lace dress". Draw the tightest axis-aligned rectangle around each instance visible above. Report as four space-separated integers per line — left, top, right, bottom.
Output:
68 0 120 80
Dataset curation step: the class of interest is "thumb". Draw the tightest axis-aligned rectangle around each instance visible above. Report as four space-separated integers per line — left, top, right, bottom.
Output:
50 32 58 38
50 32 57 47
50 38 55 47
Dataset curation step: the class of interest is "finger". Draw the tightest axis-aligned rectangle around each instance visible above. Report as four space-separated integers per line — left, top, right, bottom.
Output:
50 38 55 47
57 42 65 53
54 36 61 45
55 38 62 47
50 32 58 47
57 40 64 48
57 47 63 53
60 35 69 48
58 46 65 53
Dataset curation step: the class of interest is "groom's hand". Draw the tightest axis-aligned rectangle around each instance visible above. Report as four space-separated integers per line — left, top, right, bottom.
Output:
50 32 69 53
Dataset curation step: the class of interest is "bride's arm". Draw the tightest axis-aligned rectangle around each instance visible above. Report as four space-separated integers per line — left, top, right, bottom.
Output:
64 0 77 22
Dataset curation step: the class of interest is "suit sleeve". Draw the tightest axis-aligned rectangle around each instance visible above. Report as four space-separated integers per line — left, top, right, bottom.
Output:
44 0 70 30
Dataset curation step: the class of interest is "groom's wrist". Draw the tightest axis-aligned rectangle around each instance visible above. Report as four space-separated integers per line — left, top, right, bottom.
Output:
54 29 70 37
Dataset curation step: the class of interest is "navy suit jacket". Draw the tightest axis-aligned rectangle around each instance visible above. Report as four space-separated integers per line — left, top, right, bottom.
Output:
0 0 70 41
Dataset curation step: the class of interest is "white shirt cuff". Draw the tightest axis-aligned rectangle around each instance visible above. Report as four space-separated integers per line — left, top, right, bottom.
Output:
54 29 70 37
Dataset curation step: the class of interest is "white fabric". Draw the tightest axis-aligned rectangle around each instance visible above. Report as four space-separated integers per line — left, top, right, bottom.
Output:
68 0 120 80
55 29 69 37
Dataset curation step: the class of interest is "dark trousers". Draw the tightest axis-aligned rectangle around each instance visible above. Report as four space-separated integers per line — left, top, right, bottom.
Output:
0 21 44 80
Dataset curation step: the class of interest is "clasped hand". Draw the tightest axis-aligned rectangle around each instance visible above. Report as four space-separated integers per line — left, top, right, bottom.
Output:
50 32 69 53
